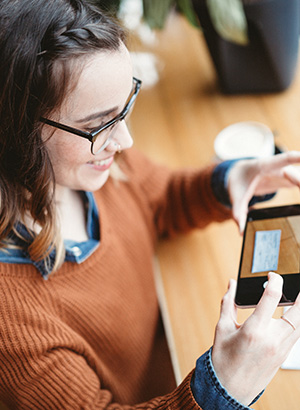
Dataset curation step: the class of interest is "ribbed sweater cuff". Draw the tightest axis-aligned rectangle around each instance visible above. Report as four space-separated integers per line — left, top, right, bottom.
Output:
167 370 202 410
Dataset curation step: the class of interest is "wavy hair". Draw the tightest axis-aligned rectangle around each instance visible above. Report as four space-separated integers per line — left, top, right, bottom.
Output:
0 0 125 271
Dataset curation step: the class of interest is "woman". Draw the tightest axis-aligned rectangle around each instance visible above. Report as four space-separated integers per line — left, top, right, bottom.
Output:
0 0 299 408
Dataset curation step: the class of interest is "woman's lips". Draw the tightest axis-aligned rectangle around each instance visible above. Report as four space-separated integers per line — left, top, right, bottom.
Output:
86 156 114 171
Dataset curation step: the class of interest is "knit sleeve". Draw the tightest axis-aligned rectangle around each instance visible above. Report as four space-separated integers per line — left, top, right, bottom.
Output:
0 329 201 410
0 271 202 410
118 148 232 238
0 348 199 409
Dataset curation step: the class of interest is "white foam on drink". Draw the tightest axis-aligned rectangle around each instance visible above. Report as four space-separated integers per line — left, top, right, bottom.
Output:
214 121 275 160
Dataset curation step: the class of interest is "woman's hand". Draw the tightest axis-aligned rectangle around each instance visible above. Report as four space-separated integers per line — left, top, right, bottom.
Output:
212 272 300 406
227 151 300 232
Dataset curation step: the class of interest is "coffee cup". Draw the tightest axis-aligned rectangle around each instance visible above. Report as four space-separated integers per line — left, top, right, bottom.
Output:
214 121 275 161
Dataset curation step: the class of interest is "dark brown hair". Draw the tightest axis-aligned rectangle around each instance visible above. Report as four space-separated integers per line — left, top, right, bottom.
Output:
0 0 125 268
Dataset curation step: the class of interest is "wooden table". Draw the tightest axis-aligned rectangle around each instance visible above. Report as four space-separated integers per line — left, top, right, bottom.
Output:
129 12 300 410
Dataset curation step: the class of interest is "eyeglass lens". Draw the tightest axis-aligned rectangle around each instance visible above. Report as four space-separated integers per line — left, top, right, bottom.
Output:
91 87 138 155
91 122 119 154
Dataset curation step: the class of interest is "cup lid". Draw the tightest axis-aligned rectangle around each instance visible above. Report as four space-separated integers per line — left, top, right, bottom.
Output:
214 121 275 160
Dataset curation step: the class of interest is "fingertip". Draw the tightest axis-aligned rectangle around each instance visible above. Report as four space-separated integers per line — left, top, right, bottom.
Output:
268 271 283 285
263 272 283 301
232 214 245 235
253 272 283 319
295 291 300 305
220 280 237 316
229 278 237 289
239 215 247 235
232 203 248 235
225 280 237 302
226 279 237 295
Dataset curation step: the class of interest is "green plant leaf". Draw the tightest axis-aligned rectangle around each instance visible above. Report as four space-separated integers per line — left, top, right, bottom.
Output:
142 0 175 29
90 0 122 15
176 0 200 28
206 0 249 45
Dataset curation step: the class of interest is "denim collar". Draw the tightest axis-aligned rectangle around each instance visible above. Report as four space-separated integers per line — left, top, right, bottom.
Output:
0 191 100 279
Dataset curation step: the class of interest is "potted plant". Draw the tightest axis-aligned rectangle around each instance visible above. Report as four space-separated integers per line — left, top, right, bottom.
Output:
92 0 300 94
92 0 199 29
192 0 300 94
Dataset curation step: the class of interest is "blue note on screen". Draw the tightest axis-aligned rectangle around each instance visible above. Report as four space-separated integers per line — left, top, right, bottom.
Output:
251 230 281 273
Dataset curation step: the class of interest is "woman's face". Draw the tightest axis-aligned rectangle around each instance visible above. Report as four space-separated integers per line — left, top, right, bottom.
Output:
43 44 134 193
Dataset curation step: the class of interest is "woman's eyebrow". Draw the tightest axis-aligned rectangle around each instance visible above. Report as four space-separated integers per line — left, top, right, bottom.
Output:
75 106 118 124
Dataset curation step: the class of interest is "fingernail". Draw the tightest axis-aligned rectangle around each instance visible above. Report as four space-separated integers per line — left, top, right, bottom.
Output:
268 271 278 278
268 272 276 280
268 272 283 284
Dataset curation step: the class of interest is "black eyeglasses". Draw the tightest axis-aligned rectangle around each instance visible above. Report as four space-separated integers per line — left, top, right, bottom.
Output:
40 77 142 155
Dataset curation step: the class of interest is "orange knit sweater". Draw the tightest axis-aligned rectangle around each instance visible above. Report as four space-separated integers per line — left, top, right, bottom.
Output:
0 148 231 409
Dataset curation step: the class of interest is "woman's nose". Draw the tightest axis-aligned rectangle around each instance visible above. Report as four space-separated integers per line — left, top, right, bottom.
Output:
107 121 133 152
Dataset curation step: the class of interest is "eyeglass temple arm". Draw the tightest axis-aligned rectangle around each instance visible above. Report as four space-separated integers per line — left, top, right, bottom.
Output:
40 117 93 140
